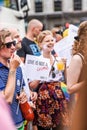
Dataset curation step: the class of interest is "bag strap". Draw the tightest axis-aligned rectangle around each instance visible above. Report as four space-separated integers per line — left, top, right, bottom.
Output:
16 77 23 115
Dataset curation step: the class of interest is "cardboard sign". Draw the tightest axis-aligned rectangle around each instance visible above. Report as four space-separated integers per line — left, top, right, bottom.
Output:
24 55 50 81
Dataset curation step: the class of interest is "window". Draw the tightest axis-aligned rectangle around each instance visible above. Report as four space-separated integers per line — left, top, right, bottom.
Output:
54 0 62 11
10 0 18 10
35 0 43 12
73 0 82 10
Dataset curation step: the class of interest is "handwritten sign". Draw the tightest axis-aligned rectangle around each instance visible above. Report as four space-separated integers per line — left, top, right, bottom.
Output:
24 55 50 81
54 24 78 66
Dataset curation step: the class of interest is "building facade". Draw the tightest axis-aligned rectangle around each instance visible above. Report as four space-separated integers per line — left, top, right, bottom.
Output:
27 0 87 29
1 0 87 29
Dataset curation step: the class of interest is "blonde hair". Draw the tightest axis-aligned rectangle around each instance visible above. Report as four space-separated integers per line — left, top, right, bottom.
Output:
37 30 53 50
37 30 53 46
0 28 11 49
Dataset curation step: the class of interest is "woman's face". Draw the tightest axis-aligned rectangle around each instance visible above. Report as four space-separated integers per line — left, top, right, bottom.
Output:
41 35 55 52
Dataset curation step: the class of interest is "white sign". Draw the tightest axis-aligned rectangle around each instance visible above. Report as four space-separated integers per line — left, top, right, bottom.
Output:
54 24 78 66
24 55 50 81
54 37 72 66
68 24 78 38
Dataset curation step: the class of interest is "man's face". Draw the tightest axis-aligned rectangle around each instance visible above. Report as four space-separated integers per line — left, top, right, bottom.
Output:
33 25 43 38
0 36 16 59
12 30 22 50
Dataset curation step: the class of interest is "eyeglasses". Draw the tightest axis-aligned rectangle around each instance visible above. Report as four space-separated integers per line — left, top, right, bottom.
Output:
4 41 16 48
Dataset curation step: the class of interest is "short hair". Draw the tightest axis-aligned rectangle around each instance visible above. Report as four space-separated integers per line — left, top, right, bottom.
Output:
0 28 11 49
27 19 43 30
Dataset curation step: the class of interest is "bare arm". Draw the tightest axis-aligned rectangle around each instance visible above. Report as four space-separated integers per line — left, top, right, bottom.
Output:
67 55 83 94
2 55 20 103
29 80 40 90
67 81 85 94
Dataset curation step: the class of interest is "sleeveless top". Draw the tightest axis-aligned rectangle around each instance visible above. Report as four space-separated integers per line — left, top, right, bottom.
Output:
70 53 87 130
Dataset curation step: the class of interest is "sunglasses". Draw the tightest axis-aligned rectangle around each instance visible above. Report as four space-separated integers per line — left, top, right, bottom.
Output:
55 30 63 35
51 66 56 78
74 36 79 42
4 41 16 48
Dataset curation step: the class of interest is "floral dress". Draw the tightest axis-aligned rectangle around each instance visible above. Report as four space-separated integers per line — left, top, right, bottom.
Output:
33 57 68 129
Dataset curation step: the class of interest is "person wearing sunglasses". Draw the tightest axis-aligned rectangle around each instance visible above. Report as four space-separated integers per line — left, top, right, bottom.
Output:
1 40 16 48
51 27 63 43
10 28 22 51
10 28 38 130
10 28 38 106
67 21 87 130
0 28 28 130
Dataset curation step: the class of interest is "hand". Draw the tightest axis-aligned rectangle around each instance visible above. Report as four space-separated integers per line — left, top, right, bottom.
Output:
16 91 28 104
9 54 21 71
30 91 37 102
61 58 67 64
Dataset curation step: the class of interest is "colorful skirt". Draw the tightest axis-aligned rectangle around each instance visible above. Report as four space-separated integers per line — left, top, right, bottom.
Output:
34 81 68 128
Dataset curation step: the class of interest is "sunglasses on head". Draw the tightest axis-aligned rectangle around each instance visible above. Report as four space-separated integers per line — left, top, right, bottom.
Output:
4 41 16 48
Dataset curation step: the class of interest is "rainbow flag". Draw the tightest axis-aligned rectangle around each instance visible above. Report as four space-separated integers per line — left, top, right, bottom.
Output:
61 82 70 101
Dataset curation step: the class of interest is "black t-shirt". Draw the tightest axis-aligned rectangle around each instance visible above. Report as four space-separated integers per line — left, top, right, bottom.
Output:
17 37 41 59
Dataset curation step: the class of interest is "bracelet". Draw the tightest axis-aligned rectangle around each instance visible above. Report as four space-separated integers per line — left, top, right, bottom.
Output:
9 70 16 75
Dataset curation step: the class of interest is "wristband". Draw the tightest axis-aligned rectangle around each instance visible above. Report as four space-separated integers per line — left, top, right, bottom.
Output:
9 70 16 74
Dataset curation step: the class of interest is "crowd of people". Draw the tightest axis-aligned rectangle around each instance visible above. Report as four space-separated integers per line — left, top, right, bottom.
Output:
0 19 87 130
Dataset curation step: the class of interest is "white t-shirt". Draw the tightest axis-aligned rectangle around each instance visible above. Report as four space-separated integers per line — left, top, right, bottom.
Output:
39 55 65 82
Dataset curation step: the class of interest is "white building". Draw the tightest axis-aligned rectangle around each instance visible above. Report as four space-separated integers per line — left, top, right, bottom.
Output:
27 0 87 29
1 0 87 29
